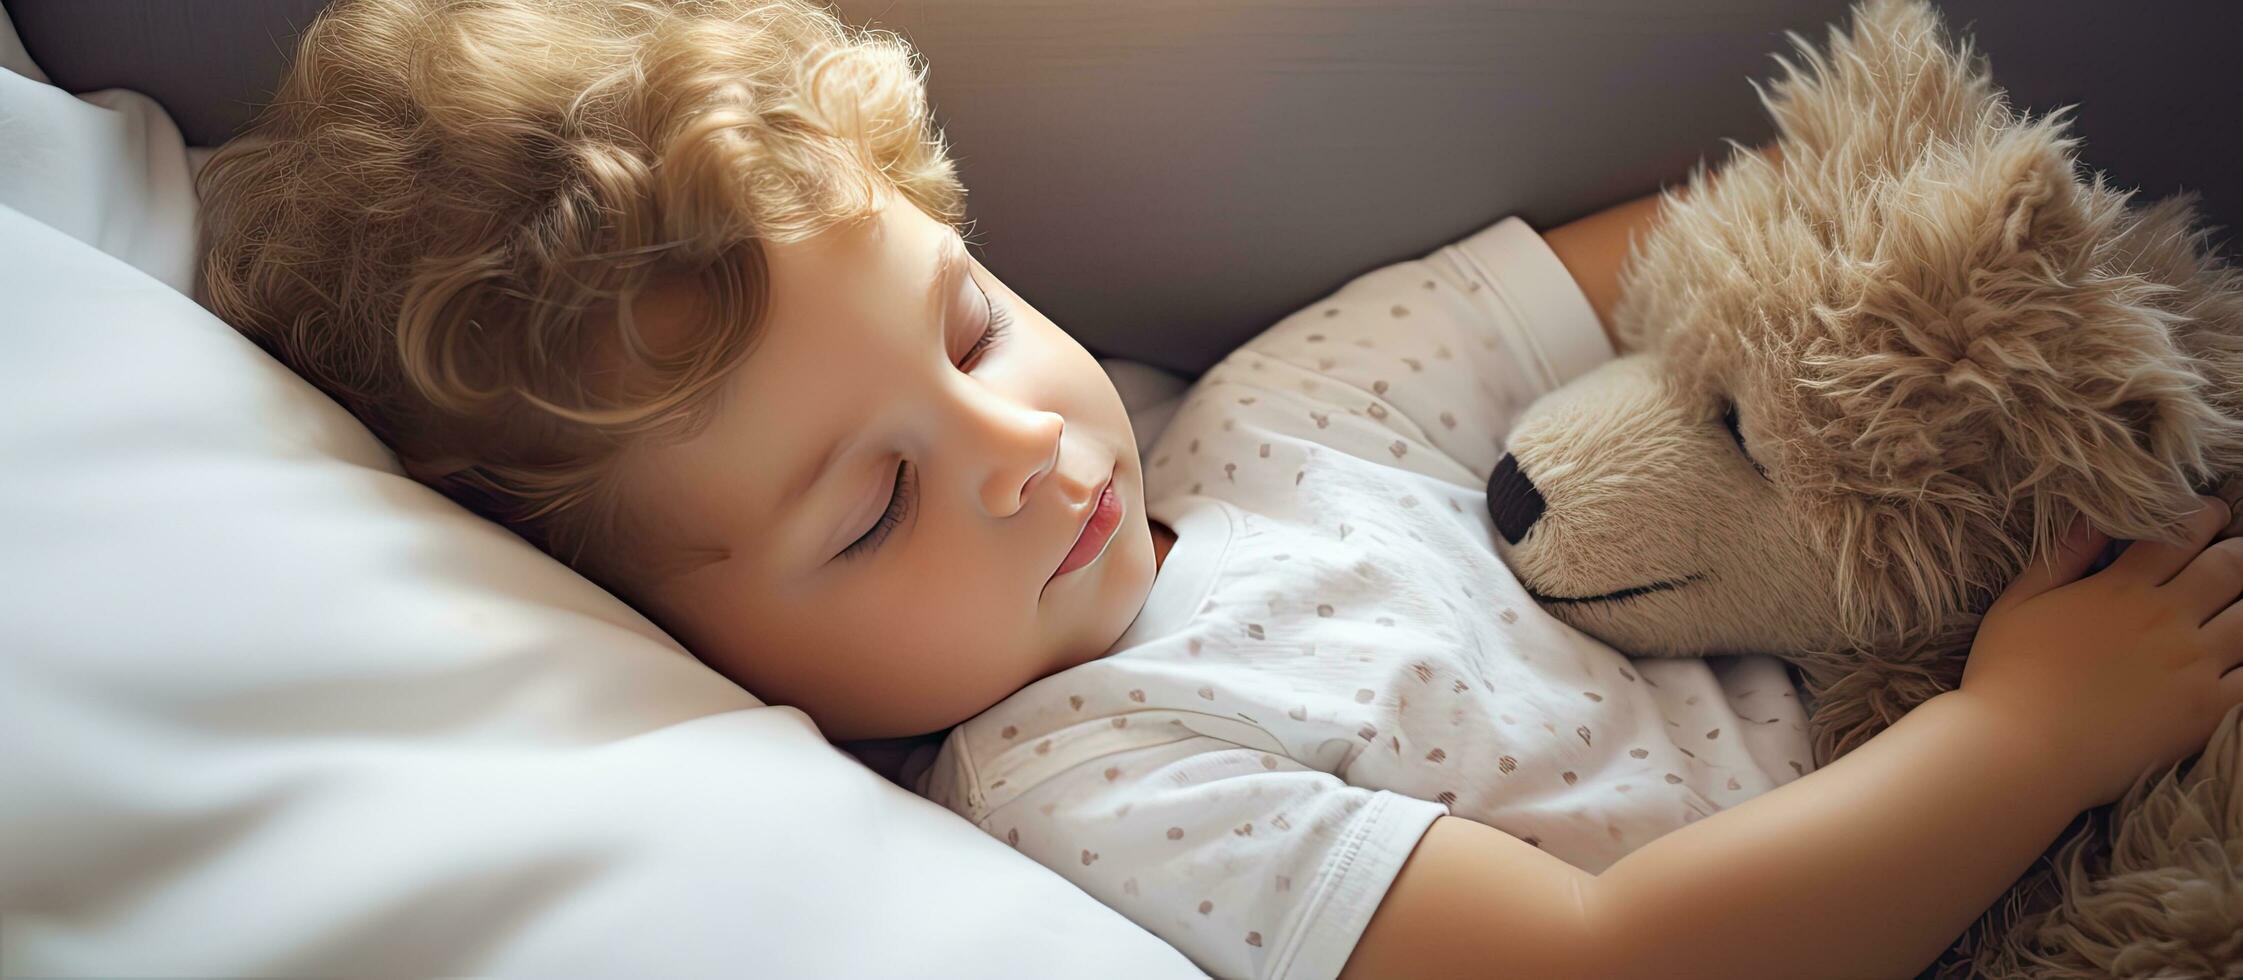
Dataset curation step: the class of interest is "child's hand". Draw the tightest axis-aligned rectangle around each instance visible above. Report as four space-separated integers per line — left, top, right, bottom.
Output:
1958 495 2243 809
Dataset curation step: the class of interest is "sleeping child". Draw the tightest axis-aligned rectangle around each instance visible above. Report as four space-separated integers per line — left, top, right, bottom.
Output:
192 1 2243 976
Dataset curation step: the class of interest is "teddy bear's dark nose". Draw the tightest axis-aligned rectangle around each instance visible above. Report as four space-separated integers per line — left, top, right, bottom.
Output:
1486 452 1545 545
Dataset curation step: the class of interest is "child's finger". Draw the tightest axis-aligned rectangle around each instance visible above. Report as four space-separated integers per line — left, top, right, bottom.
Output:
2108 496 2230 587
1991 514 2108 612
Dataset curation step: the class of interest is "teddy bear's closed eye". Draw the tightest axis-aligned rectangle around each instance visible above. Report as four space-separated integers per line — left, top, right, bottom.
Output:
1719 400 1770 480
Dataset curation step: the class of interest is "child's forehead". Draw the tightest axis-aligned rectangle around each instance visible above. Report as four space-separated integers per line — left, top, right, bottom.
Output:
608 198 966 529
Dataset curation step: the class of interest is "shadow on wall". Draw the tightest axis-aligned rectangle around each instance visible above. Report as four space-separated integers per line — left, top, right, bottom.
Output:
16 0 2238 374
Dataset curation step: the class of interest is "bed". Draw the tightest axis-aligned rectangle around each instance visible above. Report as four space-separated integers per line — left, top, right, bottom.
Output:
3 0 2234 974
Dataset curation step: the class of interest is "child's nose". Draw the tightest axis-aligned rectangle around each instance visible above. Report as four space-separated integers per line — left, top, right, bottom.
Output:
1487 452 1546 545
977 407 1063 519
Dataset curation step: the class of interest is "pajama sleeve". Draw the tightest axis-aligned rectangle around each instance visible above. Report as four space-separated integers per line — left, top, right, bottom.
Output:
1216 215 1616 485
959 736 1447 980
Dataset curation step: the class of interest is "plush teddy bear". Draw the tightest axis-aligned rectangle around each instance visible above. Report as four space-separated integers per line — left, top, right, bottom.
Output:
1486 0 2243 973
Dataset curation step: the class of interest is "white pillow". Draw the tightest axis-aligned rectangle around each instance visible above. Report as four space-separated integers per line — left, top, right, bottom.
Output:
0 9 1202 976
1101 357 1190 453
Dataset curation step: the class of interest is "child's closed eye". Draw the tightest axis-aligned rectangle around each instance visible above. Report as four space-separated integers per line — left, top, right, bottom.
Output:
837 280 1012 562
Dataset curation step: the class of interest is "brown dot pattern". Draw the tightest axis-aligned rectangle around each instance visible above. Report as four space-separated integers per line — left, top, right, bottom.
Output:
905 226 1823 978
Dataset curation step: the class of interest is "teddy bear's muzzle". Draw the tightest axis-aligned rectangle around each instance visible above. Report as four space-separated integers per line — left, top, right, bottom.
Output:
1486 452 1545 545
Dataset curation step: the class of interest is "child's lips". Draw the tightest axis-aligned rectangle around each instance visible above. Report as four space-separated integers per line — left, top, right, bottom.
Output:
1048 469 1121 586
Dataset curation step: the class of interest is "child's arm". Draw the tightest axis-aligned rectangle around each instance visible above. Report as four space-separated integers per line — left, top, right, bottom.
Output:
1542 144 1783 354
1342 691 2071 979
1342 501 2243 980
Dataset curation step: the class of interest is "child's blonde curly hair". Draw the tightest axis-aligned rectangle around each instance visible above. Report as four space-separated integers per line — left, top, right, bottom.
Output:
195 0 965 606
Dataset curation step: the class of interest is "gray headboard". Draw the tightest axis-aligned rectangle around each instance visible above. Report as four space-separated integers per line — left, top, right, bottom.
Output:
14 0 2238 375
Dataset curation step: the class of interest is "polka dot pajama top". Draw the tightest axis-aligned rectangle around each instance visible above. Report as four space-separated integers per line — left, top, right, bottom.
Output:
916 216 1817 980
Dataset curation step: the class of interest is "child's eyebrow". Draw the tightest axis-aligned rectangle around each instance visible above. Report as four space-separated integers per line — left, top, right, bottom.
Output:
771 231 968 523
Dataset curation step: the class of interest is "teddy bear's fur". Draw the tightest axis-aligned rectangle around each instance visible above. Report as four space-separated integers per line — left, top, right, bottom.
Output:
1488 0 2243 973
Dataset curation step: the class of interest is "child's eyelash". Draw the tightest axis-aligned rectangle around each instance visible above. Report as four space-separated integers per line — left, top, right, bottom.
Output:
840 460 914 560
837 285 1006 563
960 288 1012 368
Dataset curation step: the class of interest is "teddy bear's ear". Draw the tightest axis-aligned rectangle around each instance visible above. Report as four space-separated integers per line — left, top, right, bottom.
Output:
1811 271 2235 643
1806 134 2243 631
1890 122 2088 290
1921 134 2243 548
1756 0 1999 174
1608 0 2009 355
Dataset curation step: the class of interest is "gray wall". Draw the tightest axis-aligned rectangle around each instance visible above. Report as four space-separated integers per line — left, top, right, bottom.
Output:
16 0 2238 374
